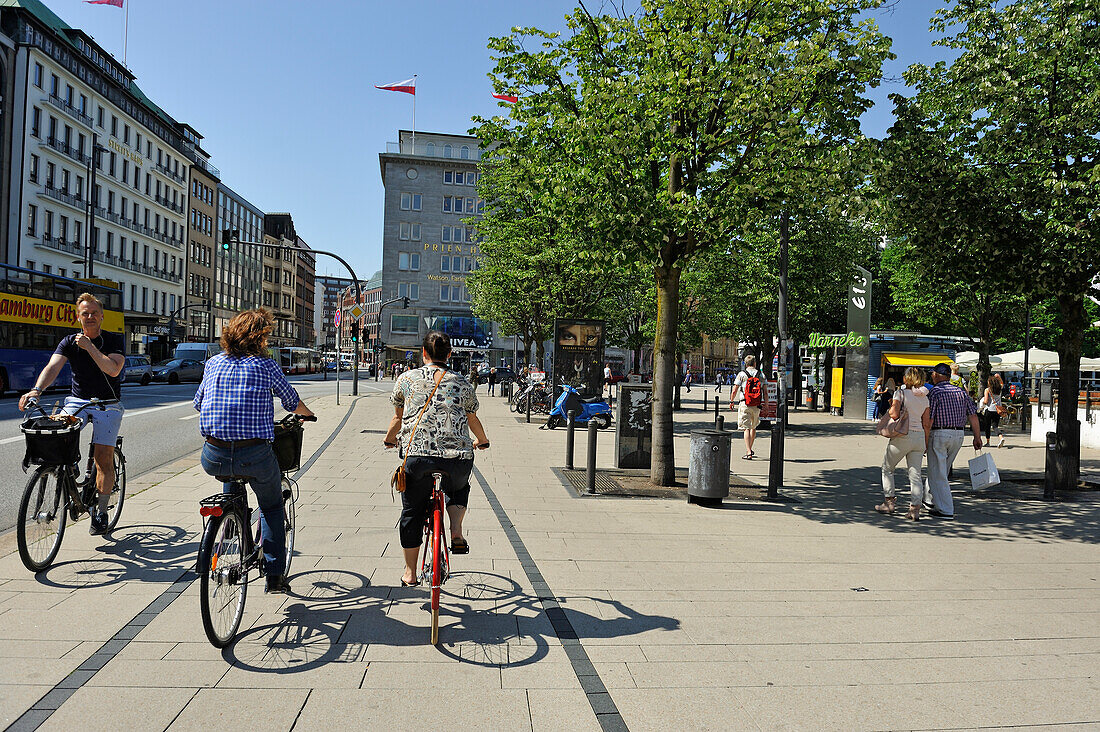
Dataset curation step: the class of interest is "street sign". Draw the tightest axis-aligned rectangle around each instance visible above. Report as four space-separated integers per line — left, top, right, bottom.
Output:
349 304 365 321
334 309 341 328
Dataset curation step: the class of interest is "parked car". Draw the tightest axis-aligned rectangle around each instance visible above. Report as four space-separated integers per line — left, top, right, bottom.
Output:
151 358 204 384
122 355 153 386
477 367 516 385
607 369 628 385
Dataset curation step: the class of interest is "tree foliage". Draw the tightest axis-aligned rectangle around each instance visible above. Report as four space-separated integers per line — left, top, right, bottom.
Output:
473 0 892 484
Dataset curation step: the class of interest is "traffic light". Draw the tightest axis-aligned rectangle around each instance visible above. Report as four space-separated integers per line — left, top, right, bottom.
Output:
221 229 239 250
402 296 410 309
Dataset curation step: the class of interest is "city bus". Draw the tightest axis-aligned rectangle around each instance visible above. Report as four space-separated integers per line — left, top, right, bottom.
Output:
0 264 124 394
271 347 322 375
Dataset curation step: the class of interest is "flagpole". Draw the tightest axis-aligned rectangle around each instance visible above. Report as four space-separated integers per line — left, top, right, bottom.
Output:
122 0 128 68
411 74 417 154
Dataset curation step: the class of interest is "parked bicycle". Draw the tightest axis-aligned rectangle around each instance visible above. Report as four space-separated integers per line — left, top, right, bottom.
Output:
196 413 316 648
512 381 552 414
16 398 126 572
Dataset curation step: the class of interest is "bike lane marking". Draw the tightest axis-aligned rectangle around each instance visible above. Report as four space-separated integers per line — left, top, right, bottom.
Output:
7 397 364 732
471 466 630 732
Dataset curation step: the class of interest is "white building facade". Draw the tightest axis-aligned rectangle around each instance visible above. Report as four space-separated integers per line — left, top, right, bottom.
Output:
2 2 190 356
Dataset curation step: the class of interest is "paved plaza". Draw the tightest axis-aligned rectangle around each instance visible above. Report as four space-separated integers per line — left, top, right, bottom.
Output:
0 387 1098 731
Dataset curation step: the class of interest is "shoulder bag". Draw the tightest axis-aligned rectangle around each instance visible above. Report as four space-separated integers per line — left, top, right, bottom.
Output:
390 370 444 494
876 388 910 438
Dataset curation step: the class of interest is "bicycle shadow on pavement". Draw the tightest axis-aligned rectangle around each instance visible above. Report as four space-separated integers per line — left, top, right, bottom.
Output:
787 464 1100 544
34 523 198 589
222 568 679 672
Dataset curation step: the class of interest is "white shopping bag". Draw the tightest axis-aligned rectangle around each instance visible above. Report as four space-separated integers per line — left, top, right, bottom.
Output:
968 451 1001 490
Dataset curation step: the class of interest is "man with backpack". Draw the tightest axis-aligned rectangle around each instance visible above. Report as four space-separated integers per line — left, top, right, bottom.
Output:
730 355 768 460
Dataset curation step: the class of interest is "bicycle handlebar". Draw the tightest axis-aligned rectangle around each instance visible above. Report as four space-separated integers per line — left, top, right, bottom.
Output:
22 396 118 421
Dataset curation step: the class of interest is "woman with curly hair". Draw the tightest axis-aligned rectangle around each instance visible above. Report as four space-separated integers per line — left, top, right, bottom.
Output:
193 309 315 594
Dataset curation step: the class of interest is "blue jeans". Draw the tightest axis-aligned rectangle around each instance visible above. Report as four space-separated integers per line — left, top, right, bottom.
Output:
200 442 286 576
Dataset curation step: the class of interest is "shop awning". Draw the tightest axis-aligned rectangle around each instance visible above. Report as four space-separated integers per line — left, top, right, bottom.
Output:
883 352 953 367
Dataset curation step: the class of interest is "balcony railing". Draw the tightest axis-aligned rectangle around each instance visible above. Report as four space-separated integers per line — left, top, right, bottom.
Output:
43 136 89 165
386 141 483 161
37 234 82 256
153 161 186 185
41 186 85 210
36 235 181 284
44 94 94 128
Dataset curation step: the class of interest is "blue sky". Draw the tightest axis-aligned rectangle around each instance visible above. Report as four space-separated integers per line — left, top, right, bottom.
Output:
60 0 952 281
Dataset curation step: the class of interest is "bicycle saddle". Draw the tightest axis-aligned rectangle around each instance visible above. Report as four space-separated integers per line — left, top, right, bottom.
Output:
214 475 247 484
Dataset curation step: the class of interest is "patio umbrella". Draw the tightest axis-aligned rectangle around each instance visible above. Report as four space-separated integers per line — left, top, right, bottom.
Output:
1078 357 1100 371
953 351 1002 369
991 348 1060 371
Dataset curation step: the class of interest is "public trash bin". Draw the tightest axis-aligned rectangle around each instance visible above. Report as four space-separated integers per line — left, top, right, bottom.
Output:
807 386 819 411
688 429 731 506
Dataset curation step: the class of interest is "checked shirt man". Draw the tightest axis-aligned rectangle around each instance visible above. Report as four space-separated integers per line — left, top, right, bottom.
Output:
923 363 983 519
194 309 314 594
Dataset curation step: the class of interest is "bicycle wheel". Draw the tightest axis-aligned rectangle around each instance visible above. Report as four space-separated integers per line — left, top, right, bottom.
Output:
17 467 68 572
104 447 126 531
282 477 296 577
199 510 248 648
430 506 443 645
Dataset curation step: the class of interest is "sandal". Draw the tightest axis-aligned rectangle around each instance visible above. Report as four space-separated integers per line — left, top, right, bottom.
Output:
451 537 470 555
400 577 420 587
741 454 753 460
874 496 897 515
905 505 921 521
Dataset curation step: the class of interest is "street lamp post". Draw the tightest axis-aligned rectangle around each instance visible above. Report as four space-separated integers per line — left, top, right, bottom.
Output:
375 295 410 379
83 135 108 278
166 299 212 352
224 230 365 394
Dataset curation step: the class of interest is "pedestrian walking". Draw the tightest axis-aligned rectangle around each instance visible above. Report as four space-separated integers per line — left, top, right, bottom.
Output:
949 363 966 389
872 376 894 419
488 367 497 396
876 367 932 520
978 374 1006 448
923 363 983 519
684 370 692 393
730 355 768 460
715 372 724 394
603 362 612 398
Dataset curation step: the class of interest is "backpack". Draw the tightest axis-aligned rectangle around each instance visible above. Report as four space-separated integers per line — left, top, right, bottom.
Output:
742 371 763 407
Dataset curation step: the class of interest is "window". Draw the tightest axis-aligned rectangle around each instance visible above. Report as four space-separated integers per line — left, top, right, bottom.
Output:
398 282 407 298
31 107 41 138
452 256 462 272
398 253 420 271
465 257 474 272
97 106 104 128
441 226 451 243
425 142 435 156
460 145 470 159
399 222 410 240
440 284 450 301
400 192 422 211
443 196 452 213
441 256 450 272
42 264 51 274
26 204 36 235
443 144 452 158
391 314 418 333
33 63 42 88
111 116 118 137
29 155 39 183
65 84 73 105
49 74 58 96
465 197 476 214
411 223 421 240
26 260 35 270
444 171 453 185
78 94 87 115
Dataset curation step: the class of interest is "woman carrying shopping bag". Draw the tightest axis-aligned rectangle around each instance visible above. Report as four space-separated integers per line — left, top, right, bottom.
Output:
876 367 932 521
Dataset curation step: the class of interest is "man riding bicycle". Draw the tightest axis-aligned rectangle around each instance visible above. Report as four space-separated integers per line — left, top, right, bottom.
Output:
193 309 314 594
18 293 125 535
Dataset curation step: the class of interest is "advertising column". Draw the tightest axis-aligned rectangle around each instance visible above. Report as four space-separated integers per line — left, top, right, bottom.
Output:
552 319 605 398
842 265 872 420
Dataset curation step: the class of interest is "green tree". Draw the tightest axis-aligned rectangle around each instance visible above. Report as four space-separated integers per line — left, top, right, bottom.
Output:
881 0 1100 491
474 0 891 484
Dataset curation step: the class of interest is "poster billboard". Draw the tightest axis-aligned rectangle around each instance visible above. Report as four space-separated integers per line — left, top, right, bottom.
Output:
552 318 605 398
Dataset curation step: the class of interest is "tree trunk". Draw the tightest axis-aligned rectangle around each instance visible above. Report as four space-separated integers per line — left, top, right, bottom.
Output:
650 263 681 486
762 339 776 380
1049 292 1085 496
976 339 991 399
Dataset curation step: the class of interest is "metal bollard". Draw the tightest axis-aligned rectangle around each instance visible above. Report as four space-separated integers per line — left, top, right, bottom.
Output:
586 420 598 494
716 415 725 431
526 390 532 423
704 390 708 411
565 410 576 470
714 395 720 425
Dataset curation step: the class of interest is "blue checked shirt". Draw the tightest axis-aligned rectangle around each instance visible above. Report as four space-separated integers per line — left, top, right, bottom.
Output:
928 381 977 429
193 353 300 441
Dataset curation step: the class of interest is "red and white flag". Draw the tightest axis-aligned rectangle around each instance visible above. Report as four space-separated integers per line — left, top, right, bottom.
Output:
375 78 416 96
85 0 124 6
492 93 518 103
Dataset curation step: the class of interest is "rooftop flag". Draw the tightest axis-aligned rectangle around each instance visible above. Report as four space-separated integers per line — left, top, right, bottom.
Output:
375 78 416 95
492 93 518 103
85 0 124 6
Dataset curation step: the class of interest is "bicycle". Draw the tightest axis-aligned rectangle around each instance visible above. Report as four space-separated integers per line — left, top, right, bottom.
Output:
16 398 127 573
420 472 451 646
196 413 316 648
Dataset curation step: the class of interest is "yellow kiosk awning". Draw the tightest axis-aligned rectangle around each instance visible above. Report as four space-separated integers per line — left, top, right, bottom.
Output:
883 352 952 367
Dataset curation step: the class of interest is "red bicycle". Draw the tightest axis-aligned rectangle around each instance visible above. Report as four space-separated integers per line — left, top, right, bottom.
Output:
420 471 450 645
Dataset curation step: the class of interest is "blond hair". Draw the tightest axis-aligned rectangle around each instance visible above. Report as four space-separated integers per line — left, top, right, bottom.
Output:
903 367 925 388
76 292 103 312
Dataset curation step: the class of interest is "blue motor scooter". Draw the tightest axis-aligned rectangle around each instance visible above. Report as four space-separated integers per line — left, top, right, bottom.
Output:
546 382 612 430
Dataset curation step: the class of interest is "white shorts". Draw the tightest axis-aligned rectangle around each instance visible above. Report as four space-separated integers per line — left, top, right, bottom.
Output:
63 397 124 447
737 404 761 430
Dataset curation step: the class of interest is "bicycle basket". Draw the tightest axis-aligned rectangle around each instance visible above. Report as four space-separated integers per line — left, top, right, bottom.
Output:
272 422 304 472
21 416 81 470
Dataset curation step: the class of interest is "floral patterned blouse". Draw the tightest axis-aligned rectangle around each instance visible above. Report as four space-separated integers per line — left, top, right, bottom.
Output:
391 364 479 459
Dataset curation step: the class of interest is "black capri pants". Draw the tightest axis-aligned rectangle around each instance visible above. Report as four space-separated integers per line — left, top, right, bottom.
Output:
399 455 473 549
